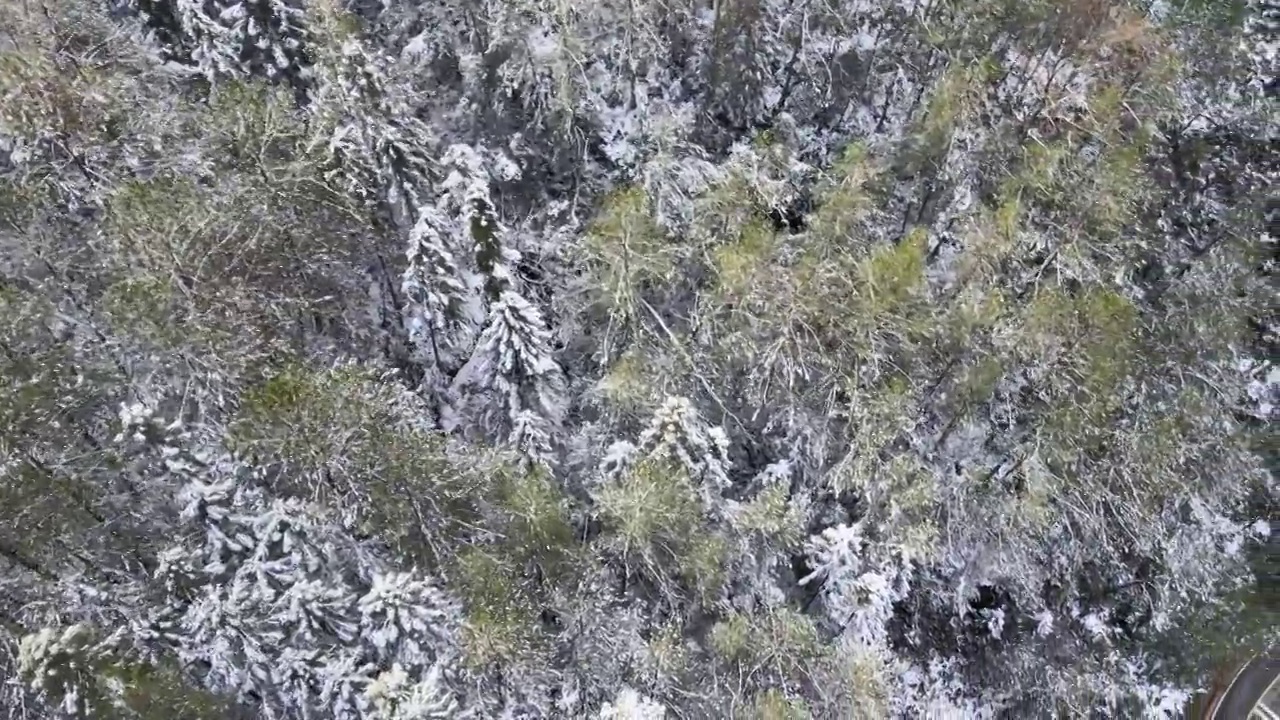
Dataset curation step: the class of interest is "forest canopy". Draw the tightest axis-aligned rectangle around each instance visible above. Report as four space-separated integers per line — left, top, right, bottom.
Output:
0 0 1275 717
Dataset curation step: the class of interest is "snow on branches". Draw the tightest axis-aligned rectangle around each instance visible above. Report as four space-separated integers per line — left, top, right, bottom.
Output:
143 473 463 718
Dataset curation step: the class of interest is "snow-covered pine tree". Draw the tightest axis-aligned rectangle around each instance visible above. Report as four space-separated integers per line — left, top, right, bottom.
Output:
406 142 570 463
399 142 523 376
596 686 666 719
448 290 564 466
591 396 735 524
402 203 476 382
798 523 911 654
588 396 747 613
131 0 311 85
633 397 733 510
362 662 461 720
432 143 523 303
1244 0 1279 100
305 2 435 219
139 470 464 719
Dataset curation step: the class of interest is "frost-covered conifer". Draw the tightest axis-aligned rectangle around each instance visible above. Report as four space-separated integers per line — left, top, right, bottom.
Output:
306 1 435 217
402 203 475 375
141 472 462 718
433 143 523 300
596 687 667 719
1243 0 1279 98
363 662 461 720
396 140 532 397
132 0 310 83
17 624 104 716
799 523 911 653
449 290 565 463
634 397 733 506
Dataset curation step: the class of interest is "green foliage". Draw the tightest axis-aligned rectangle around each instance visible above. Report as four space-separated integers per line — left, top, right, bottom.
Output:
1085 142 1152 238
709 607 825 681
584 186 671 321
307 0 365 43
103 275 176 339
951 355 1004 414
97 658 233 720
676 531 730 606
1007 141 1074 205
457 547 521 611
0 50 52 137
457 548 542 667
934 285 1008 359
708 611 753 662
240 364 312 415
204 80 305 175
359 438 487 567
908 63 980 169
1023 287 1075 352
643 621 690 682
592 454 738 604
1075 288 1140 394
713 217 776 298
833 379 918 492
698 171 768 242
957 200 1021 292
495 466 576 568
1086 84 1129 137
0 287 136 573
796 224 931 372
1023 287 1138 381
1000 109 1154 254
458 471 582 667
850 452 941 562
0 44 124 141
232 362 339 468
737 482 805 549
884 454 937 516
751 689 813 720
595 456 703 564
598 349 660 413
105 175 205 268
994 195 1021 245
232 362 488 568
829 142 874 186
835 646 891 719
1024 286 1140 461
0 176 50 229
856 228 929 316
1130 388 1207 474
707 608 836 713
808 142 879 246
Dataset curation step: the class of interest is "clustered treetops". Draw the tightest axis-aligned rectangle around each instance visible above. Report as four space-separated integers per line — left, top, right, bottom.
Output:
0 0 1275 718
